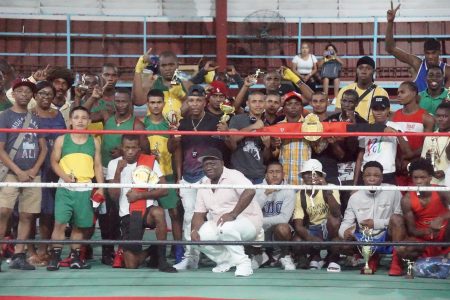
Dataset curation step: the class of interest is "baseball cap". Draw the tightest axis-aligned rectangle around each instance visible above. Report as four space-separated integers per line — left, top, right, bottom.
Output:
12 78 36 93
356 56 375 69
188 84 206 97
208 80 228 96
283 91 303 104
299 159 326 177
197 148 223 163
371 96 390 109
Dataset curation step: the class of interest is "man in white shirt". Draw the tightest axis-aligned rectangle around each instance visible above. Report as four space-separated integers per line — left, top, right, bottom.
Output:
190 148 263 277
106 134 176 272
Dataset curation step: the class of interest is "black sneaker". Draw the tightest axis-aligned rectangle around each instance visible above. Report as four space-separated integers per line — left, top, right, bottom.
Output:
47 256 61 271
9 253 35 270
70 250 91 269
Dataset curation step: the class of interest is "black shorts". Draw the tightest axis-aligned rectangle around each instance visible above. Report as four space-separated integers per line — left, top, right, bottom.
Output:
120 206 156 252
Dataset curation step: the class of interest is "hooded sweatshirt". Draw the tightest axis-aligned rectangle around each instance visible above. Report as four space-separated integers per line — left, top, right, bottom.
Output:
339 184 402 239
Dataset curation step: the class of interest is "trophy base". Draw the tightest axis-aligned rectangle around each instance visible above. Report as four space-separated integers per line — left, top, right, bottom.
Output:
360 267 374 275
404 274 414 279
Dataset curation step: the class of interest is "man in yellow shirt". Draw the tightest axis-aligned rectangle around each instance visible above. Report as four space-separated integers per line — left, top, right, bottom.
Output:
335 56 389 123
292 159 341 272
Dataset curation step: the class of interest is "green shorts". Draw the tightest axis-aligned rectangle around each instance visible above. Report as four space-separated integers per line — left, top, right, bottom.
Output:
54 188 94 228
158 174 180 209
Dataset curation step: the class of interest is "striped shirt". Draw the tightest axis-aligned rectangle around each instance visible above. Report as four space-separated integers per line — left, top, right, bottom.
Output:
278 117 311 185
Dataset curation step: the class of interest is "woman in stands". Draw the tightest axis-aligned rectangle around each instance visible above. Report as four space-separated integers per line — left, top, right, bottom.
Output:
319 44 344 102
291 42 319 91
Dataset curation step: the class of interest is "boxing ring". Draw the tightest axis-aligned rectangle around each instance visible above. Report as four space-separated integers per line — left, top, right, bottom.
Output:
0 128 449 300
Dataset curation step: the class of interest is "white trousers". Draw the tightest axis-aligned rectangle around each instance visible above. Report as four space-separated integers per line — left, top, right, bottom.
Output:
179 178 202 257
198 217 257 266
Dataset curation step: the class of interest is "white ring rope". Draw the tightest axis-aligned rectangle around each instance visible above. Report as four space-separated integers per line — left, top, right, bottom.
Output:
1 181 450 192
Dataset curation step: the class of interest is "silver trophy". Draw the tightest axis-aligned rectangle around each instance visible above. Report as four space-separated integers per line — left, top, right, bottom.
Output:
358 226 375 275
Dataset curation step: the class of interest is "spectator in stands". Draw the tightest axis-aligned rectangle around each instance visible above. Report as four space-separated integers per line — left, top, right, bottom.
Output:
46 66 75 127
191 148 263 277
326 89 367 212
275 91 311 185
101 63 120 102
421 102 450 185
263 92 284 126
419 66 449 115
335 56 389 123
0 70 12 112
309 92 342 185
319 44 344 101
47 106 103 271
252 161 296 271
0 79 48 271
292 159 341 272
389 158 450 276
27 81 66 266
74 73 115 135
205 80 229 118
171 85 228 270
292 42 319 91
385 4 450 92
391 81 434 186
106 134 176 272
228 90 271 184
97 88 149 266
133 50 193 118
338 161 403 274
354 96 413 185
0 59 16 92
144 89 183 264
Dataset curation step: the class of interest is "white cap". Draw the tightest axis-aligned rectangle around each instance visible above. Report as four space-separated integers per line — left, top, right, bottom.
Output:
299 159 326 177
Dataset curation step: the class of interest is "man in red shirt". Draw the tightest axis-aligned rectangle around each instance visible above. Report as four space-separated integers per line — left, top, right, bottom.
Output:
389 158 450 276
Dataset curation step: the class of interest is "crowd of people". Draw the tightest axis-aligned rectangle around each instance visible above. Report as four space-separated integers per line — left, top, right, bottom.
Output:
0 6 449 278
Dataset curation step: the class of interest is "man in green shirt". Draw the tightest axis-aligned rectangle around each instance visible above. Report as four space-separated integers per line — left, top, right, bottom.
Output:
144 88 183 263
99 88 149 265
0 70 12 112
419 66 449 115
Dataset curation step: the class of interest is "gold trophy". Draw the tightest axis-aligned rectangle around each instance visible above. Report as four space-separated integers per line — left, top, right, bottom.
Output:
358 226 375 275
427 138 439 172
403 259 415 279
219 100 235 123
164 108 179 128
151 142 161 160
302 114 324 142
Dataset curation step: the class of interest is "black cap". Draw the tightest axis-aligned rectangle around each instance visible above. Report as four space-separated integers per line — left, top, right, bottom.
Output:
197 148 223 163
371 96 390 109
356 56 375 69
188 84 206 96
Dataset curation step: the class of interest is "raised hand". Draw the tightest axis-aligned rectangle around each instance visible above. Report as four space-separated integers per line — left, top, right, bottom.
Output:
32 64 50 81
203 60 219 72
387 1 400 22
142 47 153 64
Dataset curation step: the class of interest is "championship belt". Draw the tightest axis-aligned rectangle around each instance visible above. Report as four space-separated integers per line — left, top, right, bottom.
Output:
129 154 158 247
301 114 324 142
258 119 348 139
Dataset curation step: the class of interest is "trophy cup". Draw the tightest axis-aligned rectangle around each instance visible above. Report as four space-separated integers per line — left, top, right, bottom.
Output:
219 100 235 123
358 226 375 275
249 69 263 85
170 69 182 86
301 114 324 142
427 138 439 172
151 142 161 160
78 74 89 91
403 259 415 279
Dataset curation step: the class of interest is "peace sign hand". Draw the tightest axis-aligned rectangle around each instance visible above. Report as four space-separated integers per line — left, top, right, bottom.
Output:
32 64 50 81
387 1 400 22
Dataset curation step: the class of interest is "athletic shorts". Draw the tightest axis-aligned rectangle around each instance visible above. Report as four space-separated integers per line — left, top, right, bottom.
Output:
0 173 42 213
417 223 450 258
157 174 180 209
54 188 94 228
120 207 155 253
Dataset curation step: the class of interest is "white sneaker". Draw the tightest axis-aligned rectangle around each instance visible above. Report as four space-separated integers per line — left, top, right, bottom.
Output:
173 255 199 270
251 252 269 270
235 260 253 277
279 255 296 271
212 263 232 273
